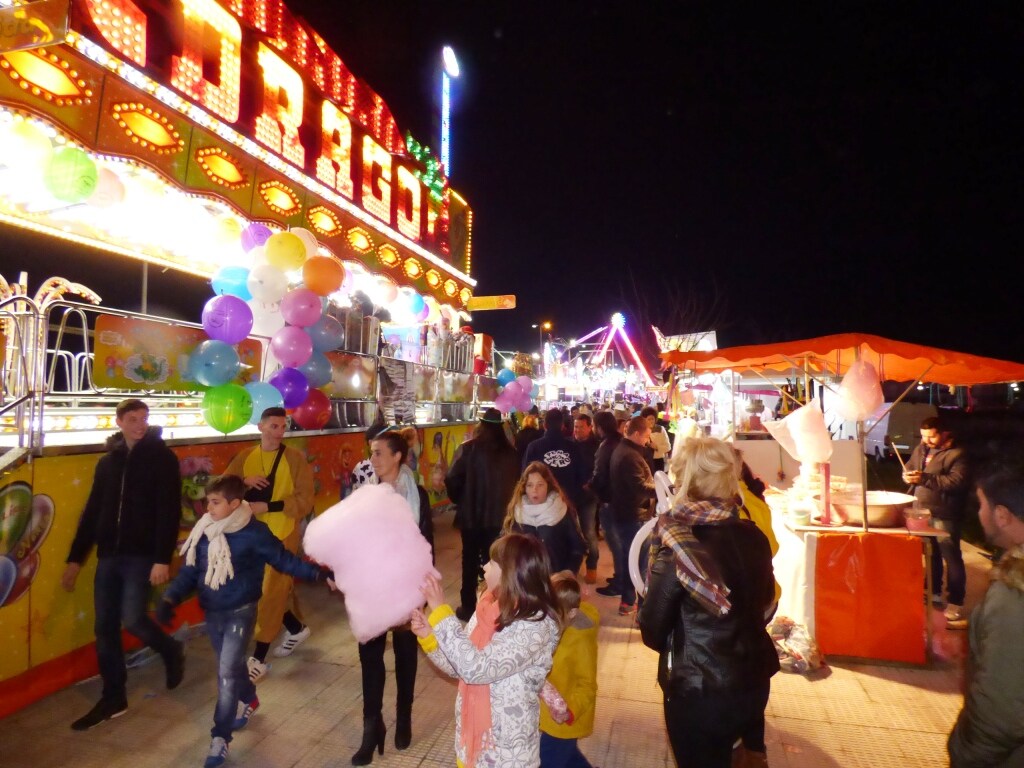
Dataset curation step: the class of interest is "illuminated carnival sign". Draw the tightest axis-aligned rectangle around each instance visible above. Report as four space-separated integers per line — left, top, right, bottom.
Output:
0 0 474 302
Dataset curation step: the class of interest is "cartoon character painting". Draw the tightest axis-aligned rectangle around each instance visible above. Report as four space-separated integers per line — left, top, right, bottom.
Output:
179 456 213 527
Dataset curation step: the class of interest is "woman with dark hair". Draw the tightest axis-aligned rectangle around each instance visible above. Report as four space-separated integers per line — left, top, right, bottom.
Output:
639 436 779 768
445 408 519 621
350 430 428 765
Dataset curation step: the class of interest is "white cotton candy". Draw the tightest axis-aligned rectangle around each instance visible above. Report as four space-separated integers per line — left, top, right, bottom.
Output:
764 398 833 464
836 360 884 422
303 483 438 643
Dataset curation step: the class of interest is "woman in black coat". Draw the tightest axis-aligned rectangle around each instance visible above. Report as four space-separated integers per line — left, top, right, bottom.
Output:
638 436 779 768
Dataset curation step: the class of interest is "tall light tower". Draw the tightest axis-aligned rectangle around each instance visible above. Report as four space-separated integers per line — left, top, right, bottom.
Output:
441 46 459 175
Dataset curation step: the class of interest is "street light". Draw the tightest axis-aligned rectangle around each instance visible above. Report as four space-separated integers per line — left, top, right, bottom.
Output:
441 46 459 175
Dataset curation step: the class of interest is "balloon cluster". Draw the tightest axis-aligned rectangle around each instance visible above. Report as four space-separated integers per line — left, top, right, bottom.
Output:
197 224 346 433
494 370 537 414
0 482 53 607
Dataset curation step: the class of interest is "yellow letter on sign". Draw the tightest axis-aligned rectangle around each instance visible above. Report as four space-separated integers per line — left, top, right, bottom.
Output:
361 134 391 225
255 43 304 167
171 0 241 123
315 100 354 201
394 165 422 241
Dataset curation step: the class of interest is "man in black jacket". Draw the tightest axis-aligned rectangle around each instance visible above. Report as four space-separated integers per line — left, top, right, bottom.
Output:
444 408 519 620
523 408 587 513
600 416 656 614
573 413 601 583
903 416 969 625
62 399 184 730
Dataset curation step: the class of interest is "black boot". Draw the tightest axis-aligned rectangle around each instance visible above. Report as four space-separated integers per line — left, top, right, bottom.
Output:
351 715 385 766
394 710 411 750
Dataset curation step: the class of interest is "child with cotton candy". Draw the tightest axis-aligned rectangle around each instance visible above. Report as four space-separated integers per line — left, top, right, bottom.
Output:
156 474 332 768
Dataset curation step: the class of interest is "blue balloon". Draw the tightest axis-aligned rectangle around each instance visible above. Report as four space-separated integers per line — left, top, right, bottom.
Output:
211 265 252 301
496 368 516 386
308 314 344 352
244 381 284 423
531 383 540 398
408 292 425 316
298 351 332 388
188 340 240 386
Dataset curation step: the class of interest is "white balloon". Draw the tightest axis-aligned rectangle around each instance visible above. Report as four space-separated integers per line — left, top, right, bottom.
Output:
247 263 288 303
248 298 285 338
289 227 320 259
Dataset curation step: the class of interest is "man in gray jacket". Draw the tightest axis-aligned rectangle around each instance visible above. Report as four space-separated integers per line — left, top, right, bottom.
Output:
948 451 1024 768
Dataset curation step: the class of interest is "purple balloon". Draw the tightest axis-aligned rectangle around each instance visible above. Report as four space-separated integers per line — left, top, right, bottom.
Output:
517 393 532 413
270 325 313 368
202 294 253 344
280 288 323 327
241 222 273 253
268 367 309 409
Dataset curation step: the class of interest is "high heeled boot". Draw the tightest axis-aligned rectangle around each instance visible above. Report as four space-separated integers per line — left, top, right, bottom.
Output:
394 707 412 750
351 715 385 766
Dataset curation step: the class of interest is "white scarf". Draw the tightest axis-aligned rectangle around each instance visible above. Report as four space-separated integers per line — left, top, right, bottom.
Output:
179 501 253 590
373 464 421 524
516 492 567 528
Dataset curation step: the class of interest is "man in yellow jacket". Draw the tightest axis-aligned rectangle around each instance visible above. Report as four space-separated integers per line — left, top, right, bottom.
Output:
225 407 314 682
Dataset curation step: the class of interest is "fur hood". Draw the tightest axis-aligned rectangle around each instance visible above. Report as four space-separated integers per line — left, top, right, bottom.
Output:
991 544 1024 594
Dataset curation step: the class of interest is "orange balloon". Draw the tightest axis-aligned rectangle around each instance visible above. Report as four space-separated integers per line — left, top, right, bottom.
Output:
303 256 345 296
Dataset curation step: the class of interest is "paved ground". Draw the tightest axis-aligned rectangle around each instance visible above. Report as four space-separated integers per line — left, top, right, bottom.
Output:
0 511 984 767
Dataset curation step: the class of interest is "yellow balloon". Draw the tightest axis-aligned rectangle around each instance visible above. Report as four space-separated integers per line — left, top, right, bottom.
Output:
265 231 306 271
214 216 243 246
5 120 52 173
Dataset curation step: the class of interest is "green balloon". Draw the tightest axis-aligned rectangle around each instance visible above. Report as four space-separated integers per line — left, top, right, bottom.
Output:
202 383 253 434
44 146 98 203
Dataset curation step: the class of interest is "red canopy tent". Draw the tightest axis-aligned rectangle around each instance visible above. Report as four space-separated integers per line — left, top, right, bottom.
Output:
660 332 1024 386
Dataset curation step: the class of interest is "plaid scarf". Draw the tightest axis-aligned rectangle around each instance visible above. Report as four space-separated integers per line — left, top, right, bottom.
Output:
655 497 737 616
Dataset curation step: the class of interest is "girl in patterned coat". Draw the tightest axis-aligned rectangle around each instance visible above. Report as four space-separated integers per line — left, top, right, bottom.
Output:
411 533 562 768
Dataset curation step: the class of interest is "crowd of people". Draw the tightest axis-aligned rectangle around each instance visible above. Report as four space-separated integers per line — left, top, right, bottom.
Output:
59 397 1024 768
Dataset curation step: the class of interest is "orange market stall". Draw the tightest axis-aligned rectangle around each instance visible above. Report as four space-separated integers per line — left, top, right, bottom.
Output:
661 333 1024 663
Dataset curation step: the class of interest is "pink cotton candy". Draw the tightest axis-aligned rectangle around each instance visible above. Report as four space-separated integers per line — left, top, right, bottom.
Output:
303 483 438 643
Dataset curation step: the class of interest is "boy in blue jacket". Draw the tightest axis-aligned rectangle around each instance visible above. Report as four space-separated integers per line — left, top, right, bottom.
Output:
157 475 331 768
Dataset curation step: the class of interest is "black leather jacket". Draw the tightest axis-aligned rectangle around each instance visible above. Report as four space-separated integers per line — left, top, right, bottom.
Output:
639 518 780 695
445 437 519 530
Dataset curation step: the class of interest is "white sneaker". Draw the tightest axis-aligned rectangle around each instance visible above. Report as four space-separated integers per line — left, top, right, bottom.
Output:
272 625 311 657
944 604 964 622
247 656 268 683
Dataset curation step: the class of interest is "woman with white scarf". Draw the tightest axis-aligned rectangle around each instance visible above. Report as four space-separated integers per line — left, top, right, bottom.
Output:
503 461 587 574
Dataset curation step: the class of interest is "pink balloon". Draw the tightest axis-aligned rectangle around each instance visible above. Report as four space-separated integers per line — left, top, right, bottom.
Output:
503 381 524 399
280 288 322 327
270 326 313 368
515 375 533 392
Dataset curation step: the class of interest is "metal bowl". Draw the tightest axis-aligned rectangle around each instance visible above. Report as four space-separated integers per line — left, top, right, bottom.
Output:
827 491 917 527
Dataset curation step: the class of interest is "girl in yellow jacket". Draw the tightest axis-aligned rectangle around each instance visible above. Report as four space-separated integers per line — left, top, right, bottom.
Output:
539 572 599 768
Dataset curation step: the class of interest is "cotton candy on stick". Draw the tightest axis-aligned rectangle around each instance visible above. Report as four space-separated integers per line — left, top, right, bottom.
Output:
303 484 439 643
836 360 883 422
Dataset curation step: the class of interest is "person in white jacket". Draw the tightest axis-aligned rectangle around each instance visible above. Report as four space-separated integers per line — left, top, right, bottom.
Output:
642 406 672 473
411 533 562 768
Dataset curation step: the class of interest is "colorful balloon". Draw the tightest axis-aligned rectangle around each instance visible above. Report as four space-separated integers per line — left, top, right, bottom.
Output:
303 256 345 296
202 294 253 344
298 351 332 388
202 383 253 433
244 381 285 423
265 231 306 271
289 227 320 258
0 555 15 605
189 340 241 386
3 120 52 173
496 368 516 387
44 146 98 203
247 263 288 303
241 222 273 252
248 298 285 337
291 388 332 430
280 287 322 327
268 367 309 409
1 551 37 607
308 314 344 352
87 168 126 208
211 265 252 300
10 494 53 563
516 376 534 393
214 216 243 247
0 481 32 557
270 326 313 368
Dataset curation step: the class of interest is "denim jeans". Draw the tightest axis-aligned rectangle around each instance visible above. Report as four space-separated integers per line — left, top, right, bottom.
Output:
539 732 594 768
613 518 643 606
578 497 600 571
931 517 966 606
94 555 180 702
206 602 258 741
598 504 621 586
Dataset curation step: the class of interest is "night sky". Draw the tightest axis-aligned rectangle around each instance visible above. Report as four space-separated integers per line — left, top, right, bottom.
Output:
6 2 1024 370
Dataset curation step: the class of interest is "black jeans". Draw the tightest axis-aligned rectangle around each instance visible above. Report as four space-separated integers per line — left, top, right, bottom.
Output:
358 629 418 719
663 682 771 768
94 555 180 701
931 517 966 606
459 526 500 612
